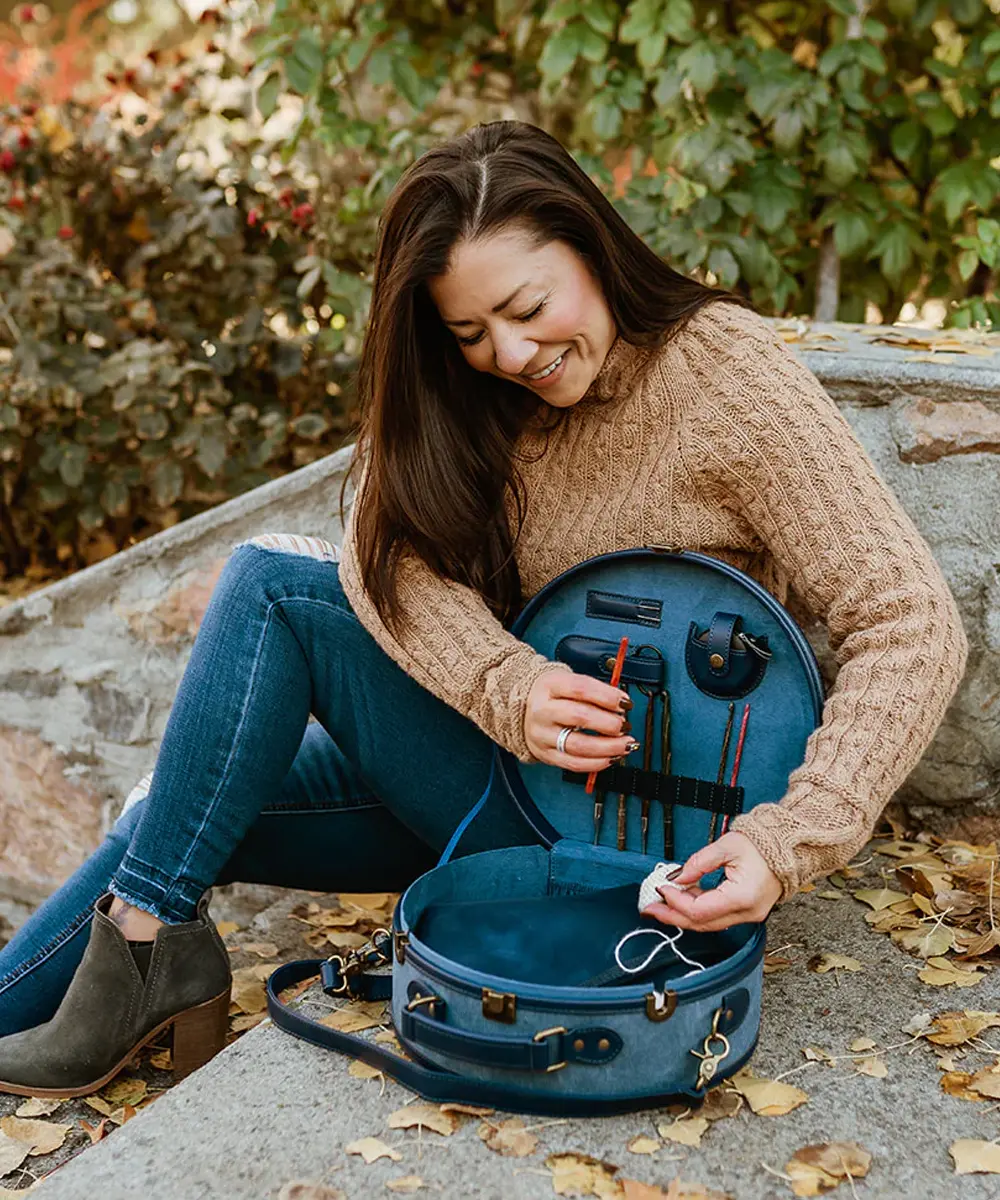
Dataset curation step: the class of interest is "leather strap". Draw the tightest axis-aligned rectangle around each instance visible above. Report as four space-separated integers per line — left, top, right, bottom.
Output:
562 767 744 817
555 636 665 688
707 612 741 676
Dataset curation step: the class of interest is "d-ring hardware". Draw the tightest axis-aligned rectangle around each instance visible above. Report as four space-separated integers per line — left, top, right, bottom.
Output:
532 1025 568 1072
689 1007 731 1090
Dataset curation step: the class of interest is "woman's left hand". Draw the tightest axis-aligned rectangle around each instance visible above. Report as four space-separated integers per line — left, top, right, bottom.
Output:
641 832 782 932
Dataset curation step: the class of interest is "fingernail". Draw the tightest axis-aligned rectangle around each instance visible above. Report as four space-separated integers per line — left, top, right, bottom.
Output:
620 719 632 734
626 740 641 753
618 697 633 712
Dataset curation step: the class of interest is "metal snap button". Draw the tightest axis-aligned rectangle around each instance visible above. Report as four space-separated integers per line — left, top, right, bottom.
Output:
709 653 724 669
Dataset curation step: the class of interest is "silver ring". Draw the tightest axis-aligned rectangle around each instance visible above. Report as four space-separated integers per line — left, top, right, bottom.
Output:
556 726 576 755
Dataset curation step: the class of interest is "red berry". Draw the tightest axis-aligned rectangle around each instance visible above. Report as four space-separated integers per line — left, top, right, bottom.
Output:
0 150 16 173
7 195 25 210
20 5 33 22
470 63 484 77
290 202 314 226
124 70 137 86
170 80 186 93
105 72 119 85
58 225 74 239
277 187 295 209
18 131 32 149
198 9 219 22
247 208 261 226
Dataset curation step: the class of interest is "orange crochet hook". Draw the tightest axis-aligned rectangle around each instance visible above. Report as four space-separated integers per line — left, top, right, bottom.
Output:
585 635 629 795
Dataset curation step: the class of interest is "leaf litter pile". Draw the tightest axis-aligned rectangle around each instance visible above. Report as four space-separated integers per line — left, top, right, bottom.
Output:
6 827 1000 1195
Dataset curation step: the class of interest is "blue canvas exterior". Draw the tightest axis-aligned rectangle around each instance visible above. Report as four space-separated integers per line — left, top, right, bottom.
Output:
390 551 820 1106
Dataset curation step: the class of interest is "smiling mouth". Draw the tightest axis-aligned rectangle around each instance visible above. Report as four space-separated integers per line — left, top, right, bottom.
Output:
524 351 566 381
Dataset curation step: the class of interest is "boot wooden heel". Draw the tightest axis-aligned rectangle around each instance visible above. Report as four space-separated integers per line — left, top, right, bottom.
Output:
171 989 231 1079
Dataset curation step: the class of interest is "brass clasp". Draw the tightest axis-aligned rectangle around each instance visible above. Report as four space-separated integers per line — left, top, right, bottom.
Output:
533 1025 568 1072
689 1007 731 1090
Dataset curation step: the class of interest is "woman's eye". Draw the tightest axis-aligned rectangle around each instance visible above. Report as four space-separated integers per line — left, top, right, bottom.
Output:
515 300 546 322
457 332 484 347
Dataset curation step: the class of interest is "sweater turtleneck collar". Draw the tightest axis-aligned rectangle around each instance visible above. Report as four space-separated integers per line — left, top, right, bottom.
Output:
583 334 655 405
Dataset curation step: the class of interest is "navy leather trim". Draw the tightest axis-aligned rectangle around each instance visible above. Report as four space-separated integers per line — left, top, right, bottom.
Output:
555 636 665 688
686 615 768 700
586 589 662 628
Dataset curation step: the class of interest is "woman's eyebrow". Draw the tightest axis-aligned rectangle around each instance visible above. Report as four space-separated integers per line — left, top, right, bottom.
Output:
442 282 530 327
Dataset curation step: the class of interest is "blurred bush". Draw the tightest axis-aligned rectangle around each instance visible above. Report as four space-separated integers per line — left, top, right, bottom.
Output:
0 35 356 579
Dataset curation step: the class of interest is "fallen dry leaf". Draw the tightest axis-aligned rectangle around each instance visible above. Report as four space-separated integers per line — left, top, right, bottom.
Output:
348 1060 383 1080
231 1012 268 1033
387 1104 458 1136
785 1141 872 1196
763 954 793 974
924 1011 1000 1046
320 1001 387 1034
440 1102 494 1117
277 973 320 1005
102 1077 147 1107
386 1177 425 1194
622 1181 732 1200
546 1151 620 1198
276 1183 346 1200
148 1049 172 1070
891 924 954 959
79 1118 109 1145
969 1068 1000 1099
83 1096 114 1118
814 890 846 901
658 1115 709 1147
0 1133 29 1177
853 888 910 911
848 1037 876 1052
731 1069 809 1116
803 1047 834 1065
14 1098 64 1118
950 1139 1000 1175
478 1117 538 1157
0 1115 71 1155
696 1088 743 1121
215 920 240 937
808 953 862 974
853 1056 888 1079
338 892 393 912
230 964 274 1015
917 958 983 988
941 1072 988 1100
345 1137 402 1164
626 1135 661 1155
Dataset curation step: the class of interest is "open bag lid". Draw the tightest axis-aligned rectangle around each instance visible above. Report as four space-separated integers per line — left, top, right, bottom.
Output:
497 549 823 865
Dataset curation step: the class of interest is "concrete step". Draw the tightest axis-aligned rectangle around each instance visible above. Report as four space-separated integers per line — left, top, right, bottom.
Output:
32 874 1000 1200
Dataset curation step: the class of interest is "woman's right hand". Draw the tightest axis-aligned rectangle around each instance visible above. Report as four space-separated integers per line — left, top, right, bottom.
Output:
524 669 637 770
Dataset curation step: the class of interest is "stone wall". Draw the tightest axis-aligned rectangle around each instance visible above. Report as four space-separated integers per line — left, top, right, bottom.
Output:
1 319 998 901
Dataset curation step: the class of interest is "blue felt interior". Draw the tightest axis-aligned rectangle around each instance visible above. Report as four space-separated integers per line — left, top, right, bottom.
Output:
499 551 823 866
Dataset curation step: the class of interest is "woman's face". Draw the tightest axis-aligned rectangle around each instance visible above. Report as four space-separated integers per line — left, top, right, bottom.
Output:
428 226 617 408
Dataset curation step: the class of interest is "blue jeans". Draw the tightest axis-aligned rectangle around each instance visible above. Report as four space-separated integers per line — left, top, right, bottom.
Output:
0 540 539 1036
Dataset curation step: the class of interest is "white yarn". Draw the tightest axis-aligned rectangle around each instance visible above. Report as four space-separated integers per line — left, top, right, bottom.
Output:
637 861 685 913
612 862 707 984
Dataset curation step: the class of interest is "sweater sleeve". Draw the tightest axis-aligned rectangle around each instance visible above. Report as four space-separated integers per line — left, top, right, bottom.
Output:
682 306 968 900
337 507 570 762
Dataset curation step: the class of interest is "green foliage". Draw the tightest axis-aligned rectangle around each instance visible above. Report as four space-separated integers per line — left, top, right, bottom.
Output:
250 0 1000 330
0 58 355 577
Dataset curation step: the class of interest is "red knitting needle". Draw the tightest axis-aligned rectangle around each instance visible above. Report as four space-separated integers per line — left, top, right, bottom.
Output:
585 635 629 795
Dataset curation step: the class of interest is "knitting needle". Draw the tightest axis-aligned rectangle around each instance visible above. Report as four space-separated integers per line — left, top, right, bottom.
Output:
660 686 673 858
721 704 751 835
616 683 632 851
709 702 736 843
639 688 656 854
586 635 629 796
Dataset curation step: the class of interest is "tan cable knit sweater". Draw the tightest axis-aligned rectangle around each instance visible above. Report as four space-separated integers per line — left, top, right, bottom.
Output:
338 301 968 899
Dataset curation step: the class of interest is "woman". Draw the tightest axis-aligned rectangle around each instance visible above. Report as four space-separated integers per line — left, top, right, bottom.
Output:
0 121 967 1097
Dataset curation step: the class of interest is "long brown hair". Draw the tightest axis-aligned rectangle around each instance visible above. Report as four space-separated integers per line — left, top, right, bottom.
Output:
346 120 748 632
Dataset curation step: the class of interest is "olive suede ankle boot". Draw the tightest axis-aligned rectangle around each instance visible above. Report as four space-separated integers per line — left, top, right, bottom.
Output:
0 891 232 1097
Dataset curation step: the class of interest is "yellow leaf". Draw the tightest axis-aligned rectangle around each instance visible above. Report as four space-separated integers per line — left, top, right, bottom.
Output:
696 1088 743 1121
37 108 75 154
102 1077 147 1107
215 921 239 937
853 1056 888 1079
853 888 911 911
348 1061 383 1080
237 941 280 958
808 953 863 974
80 1118 108 1145
730 1069 809 1116
939 1072 981 1100
14 1098 64 1118
231 1012 268 1033
338 893 393 912
478 1117 538 1157
148 1049 172 1070
657 1115 709 1146
320 1001 387 1034
970 1070 1000 1099
0 1116 71 1155
386 1177 426 1194
230 964 274 1014
345 1137 402 1164
950 1139 1000 1174
924 1011 1000 1046
785 1142 872 1196
546 1152 621 1198
627 1135 661 1155
440 1103 494 1117
848 1037 876 1052
918 959 983 988
83 1096 114 1117
0 1134 29 1177
387 1104 458 1136
891 924 954 958
276 1183 345 1200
